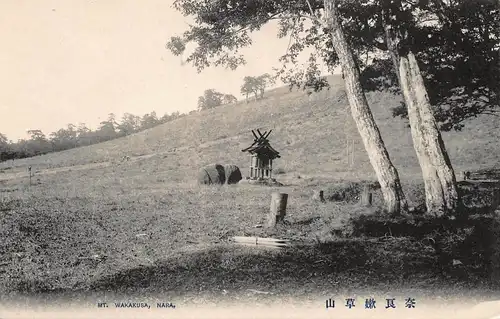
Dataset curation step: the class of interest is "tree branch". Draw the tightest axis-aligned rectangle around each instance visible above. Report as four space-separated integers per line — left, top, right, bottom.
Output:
304 0 326 27
285 20 298 56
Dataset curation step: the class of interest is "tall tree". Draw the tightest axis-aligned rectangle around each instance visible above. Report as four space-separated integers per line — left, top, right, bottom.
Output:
383 0 499 131
117 113 142 136
140 111 160 130
256 73 276 98
323 0 408 213
342 1 498 131
381 0 459 215
240 76 259 102
96 113 118 142
338 0 497 214
167 0 409 213
241 73 276 101
76 123 93 146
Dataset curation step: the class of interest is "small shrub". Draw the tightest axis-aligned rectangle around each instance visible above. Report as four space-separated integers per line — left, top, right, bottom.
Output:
340 208 500 283
325 180 380 203
458 181 500 209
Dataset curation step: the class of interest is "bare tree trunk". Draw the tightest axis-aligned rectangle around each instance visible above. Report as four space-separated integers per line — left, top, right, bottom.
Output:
382 7 459 216
398 53 459 215
324 0 408 214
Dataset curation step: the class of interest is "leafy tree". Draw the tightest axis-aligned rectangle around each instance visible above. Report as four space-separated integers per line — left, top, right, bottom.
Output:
159 111 185 123
140 111 160 130
27 129 47 142
376 0 460 214
0 133 8 146
170 111 182 119
26 129 51 155
167 0 497 216
356 0 499 132
197 89 225 110
241 73 276 102
167 0 409 214
222 94 238 104
76 123 93 146
323 0 497 214
240 76 259 102
49 130 70 151
95 113 118 142
117 113 142 136
256 73 276 98
10 139 30 159
0 133 14 162
160 112 174 123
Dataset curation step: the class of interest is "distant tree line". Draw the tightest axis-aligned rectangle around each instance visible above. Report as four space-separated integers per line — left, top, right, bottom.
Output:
0 110 186 162
2 72 280 162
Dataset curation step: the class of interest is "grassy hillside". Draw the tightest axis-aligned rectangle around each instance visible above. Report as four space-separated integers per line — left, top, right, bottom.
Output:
1 75 500 315
2 75 499 185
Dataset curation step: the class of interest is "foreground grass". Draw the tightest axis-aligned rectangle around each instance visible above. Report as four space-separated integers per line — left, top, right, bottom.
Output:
1 164 499 307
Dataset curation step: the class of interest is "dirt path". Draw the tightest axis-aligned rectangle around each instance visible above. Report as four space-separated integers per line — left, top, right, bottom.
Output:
0 151 179 182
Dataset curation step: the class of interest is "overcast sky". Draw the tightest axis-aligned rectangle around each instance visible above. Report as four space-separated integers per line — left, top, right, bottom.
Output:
0 0 334 141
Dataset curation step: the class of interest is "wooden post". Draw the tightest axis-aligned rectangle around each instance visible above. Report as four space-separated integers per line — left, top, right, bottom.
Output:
312 190 325 202
267 193 288 228
463 171 470 181
269 159 273 179
360 185 372 206
28 166 32 186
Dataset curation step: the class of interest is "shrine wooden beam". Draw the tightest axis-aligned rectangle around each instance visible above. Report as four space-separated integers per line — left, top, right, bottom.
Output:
251 130 258 139
264 130 273 139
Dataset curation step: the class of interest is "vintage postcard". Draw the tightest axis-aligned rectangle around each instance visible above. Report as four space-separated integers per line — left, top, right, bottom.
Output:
0 0 499 318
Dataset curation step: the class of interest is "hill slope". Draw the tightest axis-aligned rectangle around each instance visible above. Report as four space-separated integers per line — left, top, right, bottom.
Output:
2 75 499 183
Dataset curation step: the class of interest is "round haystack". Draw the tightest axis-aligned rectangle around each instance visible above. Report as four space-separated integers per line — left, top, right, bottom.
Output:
198 164 226 185
224 164 242 184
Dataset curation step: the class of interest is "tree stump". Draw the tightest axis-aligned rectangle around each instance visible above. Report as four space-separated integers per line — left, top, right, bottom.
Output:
312 190 325 202
267 193 288 228
360 185 372 206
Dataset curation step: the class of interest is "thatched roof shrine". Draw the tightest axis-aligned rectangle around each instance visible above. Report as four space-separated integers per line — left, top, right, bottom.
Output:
241 129 280 160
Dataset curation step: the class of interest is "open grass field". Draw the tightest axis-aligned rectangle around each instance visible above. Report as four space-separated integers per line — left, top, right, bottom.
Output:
1 76 500 317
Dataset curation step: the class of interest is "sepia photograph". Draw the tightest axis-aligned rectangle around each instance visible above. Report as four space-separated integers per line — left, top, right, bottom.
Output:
0 0 499 318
